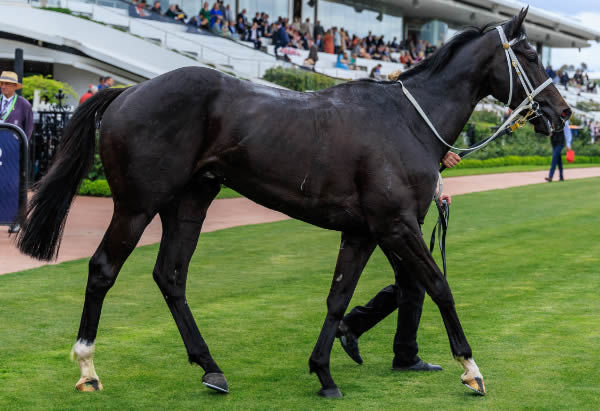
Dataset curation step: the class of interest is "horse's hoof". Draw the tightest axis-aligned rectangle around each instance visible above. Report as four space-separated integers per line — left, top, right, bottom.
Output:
75 378 103 392
462 376 486 396
318 386 343 398
202 372 229 393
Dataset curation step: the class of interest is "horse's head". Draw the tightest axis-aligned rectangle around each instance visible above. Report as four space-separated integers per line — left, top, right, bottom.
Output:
487 7 571 135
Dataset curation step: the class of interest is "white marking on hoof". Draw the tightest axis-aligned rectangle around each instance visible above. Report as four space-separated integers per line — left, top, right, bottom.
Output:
72 339 100 388
456 356 482 380
457 356 485 394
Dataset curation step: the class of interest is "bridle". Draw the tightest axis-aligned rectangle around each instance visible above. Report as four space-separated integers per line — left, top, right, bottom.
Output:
396 25 554 155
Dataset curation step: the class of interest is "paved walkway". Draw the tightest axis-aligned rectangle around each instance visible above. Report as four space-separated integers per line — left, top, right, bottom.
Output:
2 168 600 275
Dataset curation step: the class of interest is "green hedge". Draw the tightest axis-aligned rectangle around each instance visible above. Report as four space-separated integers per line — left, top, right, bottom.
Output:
79 179 111 197
79 156 600 197
78 179 243 199
456 155 600 169
263 67 339 91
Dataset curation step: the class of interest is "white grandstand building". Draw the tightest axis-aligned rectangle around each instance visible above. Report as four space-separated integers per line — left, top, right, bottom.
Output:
1 0 600 119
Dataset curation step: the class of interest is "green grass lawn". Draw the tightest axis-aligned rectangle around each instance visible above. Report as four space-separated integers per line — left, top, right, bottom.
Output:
1 178 599 409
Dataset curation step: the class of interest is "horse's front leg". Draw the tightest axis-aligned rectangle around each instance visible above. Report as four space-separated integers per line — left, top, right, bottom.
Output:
309 232 376 398
378 217 485 395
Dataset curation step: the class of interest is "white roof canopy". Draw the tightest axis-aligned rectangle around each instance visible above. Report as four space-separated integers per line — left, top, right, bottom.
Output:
333 0 600 48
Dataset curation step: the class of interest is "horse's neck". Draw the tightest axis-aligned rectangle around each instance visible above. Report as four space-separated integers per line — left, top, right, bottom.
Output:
402 55 490 156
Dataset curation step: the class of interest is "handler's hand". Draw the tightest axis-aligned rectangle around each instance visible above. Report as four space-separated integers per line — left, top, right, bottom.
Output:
442 152 461 168
439 193 452 205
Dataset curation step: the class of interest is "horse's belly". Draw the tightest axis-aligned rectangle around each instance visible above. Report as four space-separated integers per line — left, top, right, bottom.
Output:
223 175 367 232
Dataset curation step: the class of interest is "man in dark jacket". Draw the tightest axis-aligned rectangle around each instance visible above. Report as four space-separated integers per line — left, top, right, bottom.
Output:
338 151 462 371
545 120 572 182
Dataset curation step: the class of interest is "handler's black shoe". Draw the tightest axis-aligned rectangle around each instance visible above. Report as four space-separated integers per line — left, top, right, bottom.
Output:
337 321 363 365
392 359 442 371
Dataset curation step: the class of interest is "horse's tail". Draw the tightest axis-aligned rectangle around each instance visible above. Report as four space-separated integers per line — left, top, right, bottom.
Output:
17 87 128 261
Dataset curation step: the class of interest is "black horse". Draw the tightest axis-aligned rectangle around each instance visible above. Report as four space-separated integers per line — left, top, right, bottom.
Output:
18 8 569 398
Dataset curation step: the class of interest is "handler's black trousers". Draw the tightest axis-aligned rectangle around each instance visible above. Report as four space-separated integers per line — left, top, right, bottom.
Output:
342 278 425 367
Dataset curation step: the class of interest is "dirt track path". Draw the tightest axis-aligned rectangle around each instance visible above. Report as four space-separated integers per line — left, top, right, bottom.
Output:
2 168 600 275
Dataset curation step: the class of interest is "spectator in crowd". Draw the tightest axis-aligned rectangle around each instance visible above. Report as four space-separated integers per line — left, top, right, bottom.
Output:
323 29 334 54
304 38 319 67
301 17 312 36
399 50 414 67
369 63 382 79
150 1 161 14
252 11 262 26
574 70 584 87
97 76 106 90
273 21 290 58
221 20 236 39
135 0 150 17
336 51 351 70
199 2 210 22
247 21 262 49
546 65 557 83
349 52 358 70
546 119 572 182
291 16 301 31
332 26 341 54
236 16 247 37
104 76 114 88
587 81 597 94
211 15 223 34
365 31 375 48
560 70 569 91
209 2 222 24
165 4 185 21
223 4 233 23
79 84 98 104
314 33 323 51
237 8 248 26
0 71 33 233
313 19 324 39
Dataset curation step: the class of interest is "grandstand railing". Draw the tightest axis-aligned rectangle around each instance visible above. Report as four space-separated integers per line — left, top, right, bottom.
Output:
21 0 405 81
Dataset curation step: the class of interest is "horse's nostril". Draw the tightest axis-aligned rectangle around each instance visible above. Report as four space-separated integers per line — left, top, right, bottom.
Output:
561 108 572 118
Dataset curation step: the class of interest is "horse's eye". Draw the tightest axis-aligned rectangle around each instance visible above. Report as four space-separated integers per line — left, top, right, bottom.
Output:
525 52 538 62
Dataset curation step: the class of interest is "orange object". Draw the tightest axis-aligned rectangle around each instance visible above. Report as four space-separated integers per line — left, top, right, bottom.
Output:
566 149 575 163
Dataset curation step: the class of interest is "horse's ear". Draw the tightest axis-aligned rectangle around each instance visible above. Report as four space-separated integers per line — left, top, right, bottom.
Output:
507 6 528 39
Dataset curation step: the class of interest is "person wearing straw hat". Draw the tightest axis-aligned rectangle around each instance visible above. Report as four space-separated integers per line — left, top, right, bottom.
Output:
0 71 33 234
0 71 33 140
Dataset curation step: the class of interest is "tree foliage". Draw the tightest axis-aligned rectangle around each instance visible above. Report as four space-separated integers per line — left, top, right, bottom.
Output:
22 75 78 104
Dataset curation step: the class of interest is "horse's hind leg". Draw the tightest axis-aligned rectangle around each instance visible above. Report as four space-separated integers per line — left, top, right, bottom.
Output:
378 217 485 395
152 179 228 393
309 232 376 397
72 208 152 392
